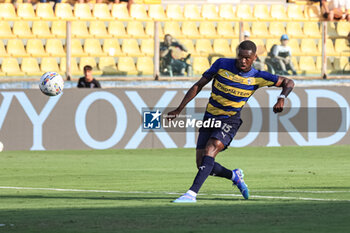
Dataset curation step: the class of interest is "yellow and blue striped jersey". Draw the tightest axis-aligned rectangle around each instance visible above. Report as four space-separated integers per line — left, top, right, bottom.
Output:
203 58 278 118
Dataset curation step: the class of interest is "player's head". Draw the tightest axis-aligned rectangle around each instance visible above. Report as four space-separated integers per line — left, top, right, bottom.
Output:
280 34 289 46
164 34 173 46
83 65 93 80
236 40 257 72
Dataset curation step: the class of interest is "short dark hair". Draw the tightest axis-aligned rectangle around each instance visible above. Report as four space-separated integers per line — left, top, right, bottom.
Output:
238 40 257 54
84 65 93 72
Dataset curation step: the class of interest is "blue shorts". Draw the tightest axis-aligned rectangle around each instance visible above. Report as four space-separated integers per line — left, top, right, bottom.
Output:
196 114 242 151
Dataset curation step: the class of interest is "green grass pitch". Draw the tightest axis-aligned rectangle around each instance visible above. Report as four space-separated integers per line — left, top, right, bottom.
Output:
0 146 349 233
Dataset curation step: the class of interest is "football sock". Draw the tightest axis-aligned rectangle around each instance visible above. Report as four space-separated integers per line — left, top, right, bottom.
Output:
189 155 215 193
186 190 197 197
210 162 233 180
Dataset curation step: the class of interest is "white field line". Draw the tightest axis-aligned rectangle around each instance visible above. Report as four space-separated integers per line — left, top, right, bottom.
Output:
0 186 349 202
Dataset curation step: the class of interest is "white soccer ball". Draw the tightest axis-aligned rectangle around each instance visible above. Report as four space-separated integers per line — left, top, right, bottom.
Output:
39 72 64 96
0 141 3 152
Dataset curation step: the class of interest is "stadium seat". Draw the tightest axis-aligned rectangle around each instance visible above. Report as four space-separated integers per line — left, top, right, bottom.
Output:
240 22 252 37
41 57 60 73
166 4 184 20
99 56 118 74
286 22 304 38
304 5 321 21
195 39 213 55
71 39 86 57
201 4 219 20
288 39 302 56
145 22 164 38
335 39 350 56
210 56 221 64
108 21 129 38
13 21 34 38
7 39 28 57
199 22 218 39
0 40 8 57
60 57 80 75
71 21 92 38
182 21 200 39
230 39 240 57
111 3 130 20
26 39 47 57
52 21 66 38
93 3 112 20
337 21 350 37
84 39 106 57
327 22 338 38
265 39 280 54
287 4 306 21
36 3 56 20
303 22 321 38
179 39 198 56
317 39 337 56
121 39 142 56
334 57 350 72
316 56 334 72
17 3 37 20
269 22 286 38
21 57 42 76
270 4 288 21
1 58 24 76
117 56 138 75
103 38 123 56
137 57 154 75
193 57 210 75
251 39 267 56
130 4 149 20
55 3 74 20
219 4 236 20
300 39 320 56
184 4 202 20
32 21 54 39
74 3 94 20
140 39 154 56
251 22 270 38
291 56 299 71
164 21 183 39
90 21 111 38
46 39 65 57
148 4 166 20
0 3 17 20
79 57 102 75
213 39 234 57
253 4 271 21
299 56 318 74
127 21 148 38
236 4 254 20
217 22 237 39
0 21 15 39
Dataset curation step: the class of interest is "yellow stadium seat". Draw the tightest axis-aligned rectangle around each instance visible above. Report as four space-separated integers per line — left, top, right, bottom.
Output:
163 21 183 39
72 21 92 38
99 57 118 74
17 3 37 20
337 21 350 37
0 40 8 57
184 4 202 20
52 21 66 38
239 22 252 37
108 21 129 38
79 57 102 75
304 5 320 21
21 57 42 76
60 57 80 75
90 21 111 38
303 22 321 38
301 39 320 56
71 39 86 57
196 39 213 55
118 57 138 75
291 56 299 71
46 39 65 57
299 56 317 74
26 39 47 57
32 21 54 39
145 22 164 38
251 39 267 56
103 38 123 56
166 4 184 20
127 21 148 38
36 3 56 20
0 21 15 39
270 4 288 21
179 39 198 56
217 22 237 39
316 56 334 72
251 22 270 38
137 57 154 75
210 56 222 65
219 4 236 20
7 39 28 57
213 39 234 57
335 39 350 56
13 21 34 38
199 22 218 39
265 39 280 53
93 3 112 20
230 39 240 57
2 58 24 76
317 39 337 56
253 4 271 20
236 4 254 20
130 4 149 20
201 4 219 20
287 4 306 21
286 22 304 38
269 22 286 38
288 39 302 56
55 3 74 20
193 57 210 75
0 3 17 20
148 4 166 20
182 21 200 39
111 3 130 20
334 57 350 72
84 38 106 57
121 39 142 56
41 57 60 73
327 22 338 38
74 3 94 20
140 39 154 56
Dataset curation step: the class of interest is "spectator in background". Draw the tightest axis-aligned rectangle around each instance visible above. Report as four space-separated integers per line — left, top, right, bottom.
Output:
272 34 297 75
322 0 350 21
77 65 101 88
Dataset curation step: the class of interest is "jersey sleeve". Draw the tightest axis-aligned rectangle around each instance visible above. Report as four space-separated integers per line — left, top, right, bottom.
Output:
256 71 279 87
202 58 221 80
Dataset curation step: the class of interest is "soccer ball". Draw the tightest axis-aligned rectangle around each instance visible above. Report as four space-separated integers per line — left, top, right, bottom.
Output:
39 72 64 96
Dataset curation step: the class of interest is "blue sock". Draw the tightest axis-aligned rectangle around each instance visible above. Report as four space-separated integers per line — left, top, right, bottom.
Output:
189 156 215 193
210 162 233 180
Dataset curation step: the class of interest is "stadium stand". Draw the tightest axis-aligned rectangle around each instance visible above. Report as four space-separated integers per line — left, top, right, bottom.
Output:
117 56 138 75
46 39 66 57
32 21 54 39
99 56 118 74
0 21 15 39
36 3 56 20
93 3 112 20
41 57 60 73
2 58 24 76
17 3 37 20
193 57 210 75
0 3 17 20
52 21 67 38
90 21 111 39
21 57 42 76
7 39 28 57
26 39 47 57
137 56 154 75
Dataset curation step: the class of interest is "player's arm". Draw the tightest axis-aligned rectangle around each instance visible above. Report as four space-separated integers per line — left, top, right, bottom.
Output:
273 76 295 113
166 76 212 120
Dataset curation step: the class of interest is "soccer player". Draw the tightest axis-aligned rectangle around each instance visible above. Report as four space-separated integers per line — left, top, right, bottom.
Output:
166 40 295 203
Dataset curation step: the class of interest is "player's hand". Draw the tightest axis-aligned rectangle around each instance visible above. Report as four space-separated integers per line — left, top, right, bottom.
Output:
273 98 284 113
166 108 181 121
